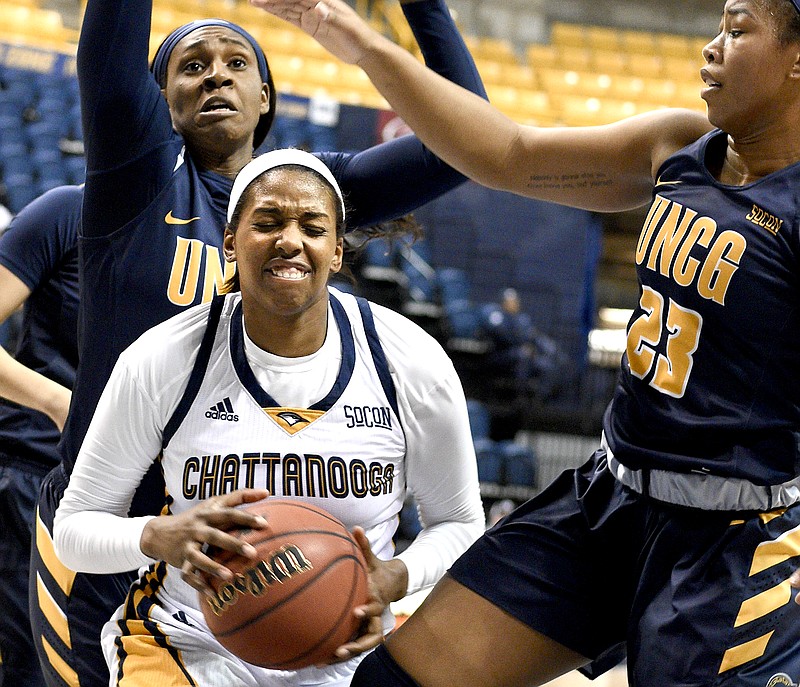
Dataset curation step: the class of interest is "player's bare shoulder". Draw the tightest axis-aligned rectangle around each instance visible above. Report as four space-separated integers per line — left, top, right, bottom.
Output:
644 107 713 177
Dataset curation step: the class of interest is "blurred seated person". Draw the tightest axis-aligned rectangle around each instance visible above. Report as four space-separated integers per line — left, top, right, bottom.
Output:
482 288 564 399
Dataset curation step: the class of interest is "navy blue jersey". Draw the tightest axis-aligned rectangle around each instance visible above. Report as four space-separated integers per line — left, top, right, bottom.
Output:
0 185 81 471
64 0 485 484
605 129 800 484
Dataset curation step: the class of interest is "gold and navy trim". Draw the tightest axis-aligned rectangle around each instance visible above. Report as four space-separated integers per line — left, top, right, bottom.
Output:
355 296 398 418
114 562 197 686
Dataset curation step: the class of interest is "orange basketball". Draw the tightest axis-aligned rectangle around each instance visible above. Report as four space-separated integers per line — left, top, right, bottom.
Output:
199 499 369 669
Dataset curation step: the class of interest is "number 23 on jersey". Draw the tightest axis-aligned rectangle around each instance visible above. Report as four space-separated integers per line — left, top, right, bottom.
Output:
627 286 702 399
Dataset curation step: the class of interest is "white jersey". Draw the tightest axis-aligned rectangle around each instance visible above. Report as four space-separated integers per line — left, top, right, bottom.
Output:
163 290 407 558
54 287 484 686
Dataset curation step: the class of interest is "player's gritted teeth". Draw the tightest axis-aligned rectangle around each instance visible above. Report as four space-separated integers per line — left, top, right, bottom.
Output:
266 260 311 281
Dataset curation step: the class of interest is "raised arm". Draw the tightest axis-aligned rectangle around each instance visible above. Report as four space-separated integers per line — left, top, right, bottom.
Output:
255 0 713 213
78 0 177 235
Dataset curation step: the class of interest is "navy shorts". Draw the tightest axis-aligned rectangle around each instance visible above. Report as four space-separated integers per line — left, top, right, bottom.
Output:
0 459 49 687
449 450 800 687
29 463 136 687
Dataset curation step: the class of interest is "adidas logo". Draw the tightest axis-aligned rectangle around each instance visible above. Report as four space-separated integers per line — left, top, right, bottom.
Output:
205 397 239 422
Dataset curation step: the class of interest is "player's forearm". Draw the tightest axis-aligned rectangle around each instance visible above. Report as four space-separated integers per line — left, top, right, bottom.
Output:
54 509 155 573
357 35 521 191
0 348 71 430
397 519 484 595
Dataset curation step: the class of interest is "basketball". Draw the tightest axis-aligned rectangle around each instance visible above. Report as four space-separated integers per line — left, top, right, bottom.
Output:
199 499 369 669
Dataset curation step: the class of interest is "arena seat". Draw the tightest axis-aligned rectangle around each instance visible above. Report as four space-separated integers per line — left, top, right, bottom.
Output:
499 440 538 488
553 45 593 71
585 26 620 53
474 437 503 484
437 267 472 306
64 155 86 185
656 32 693 59
5 172 38 213
550 22 586 49
619 28 656 55
464 35 520 65
444 299 484 340
526 44 559 70
591 49 628 76
466 398 492 441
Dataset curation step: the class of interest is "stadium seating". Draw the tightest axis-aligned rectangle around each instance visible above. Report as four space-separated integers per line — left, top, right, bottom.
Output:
437 267 472 306
1 0 712 139
0 56 83 211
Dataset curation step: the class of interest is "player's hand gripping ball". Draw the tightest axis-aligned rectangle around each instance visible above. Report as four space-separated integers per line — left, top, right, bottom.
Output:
199 499 369 669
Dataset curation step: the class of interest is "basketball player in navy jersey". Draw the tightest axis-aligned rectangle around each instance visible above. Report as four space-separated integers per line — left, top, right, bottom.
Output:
28 0 489 685
52 149 485 687
257 0 800 685
0 185 81 687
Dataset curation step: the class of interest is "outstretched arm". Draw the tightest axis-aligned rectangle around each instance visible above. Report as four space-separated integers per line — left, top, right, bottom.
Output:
254 0 713 212
78 0 177 236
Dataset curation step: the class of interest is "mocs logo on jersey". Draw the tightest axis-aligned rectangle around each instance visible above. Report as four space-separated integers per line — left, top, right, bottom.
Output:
264 407 325 435
206 397 239 422
277 411 309 428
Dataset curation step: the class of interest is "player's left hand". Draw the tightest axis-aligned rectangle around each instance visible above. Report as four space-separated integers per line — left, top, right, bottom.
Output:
327 526 409 662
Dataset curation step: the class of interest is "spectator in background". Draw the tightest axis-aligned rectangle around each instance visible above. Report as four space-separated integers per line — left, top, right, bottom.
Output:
483 288 565 400
486 497 516 527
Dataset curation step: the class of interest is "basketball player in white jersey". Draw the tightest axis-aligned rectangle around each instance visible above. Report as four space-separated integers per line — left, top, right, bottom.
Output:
51 149 485 687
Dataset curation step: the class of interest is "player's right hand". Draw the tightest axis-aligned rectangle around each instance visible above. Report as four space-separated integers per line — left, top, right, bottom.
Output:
249 0 378 66
139 488 270 597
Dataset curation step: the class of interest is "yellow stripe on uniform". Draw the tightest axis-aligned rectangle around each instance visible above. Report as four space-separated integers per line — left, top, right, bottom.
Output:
35 506 77 596
115 563 196 685
749 522 800 576
117 622 195 687
36 572 72 648
41 634 80 687
759 511 785 525
734 581 792 627
718 631 773 674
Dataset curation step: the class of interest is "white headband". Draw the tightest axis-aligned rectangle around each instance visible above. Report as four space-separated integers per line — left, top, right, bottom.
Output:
227 149 346 223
